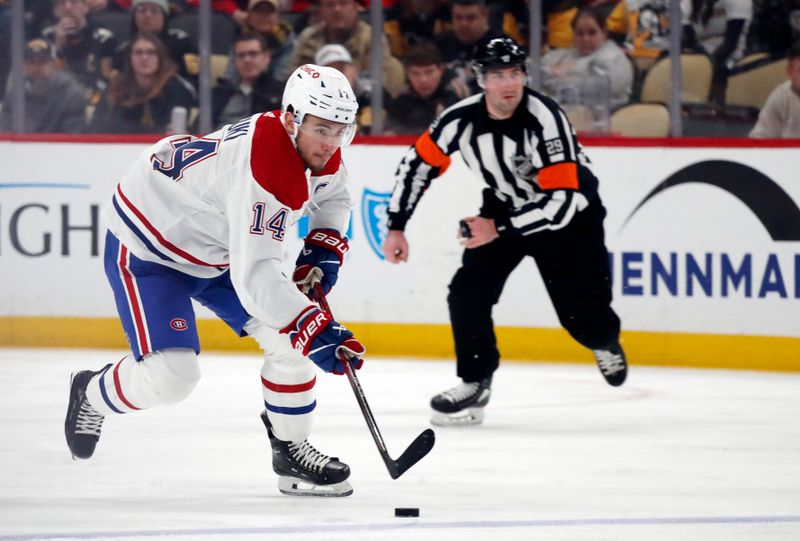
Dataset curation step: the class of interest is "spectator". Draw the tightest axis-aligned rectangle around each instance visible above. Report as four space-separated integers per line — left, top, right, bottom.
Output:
385 41 469 134
0 39 87 133
542 7 633 111
42 0 118 96
90 32 195 133
314 43 373 133
291 0 406 96
242 0 296 81
212 33 282 129
114 0 200 86
749 43 800 138
433 0 505 93
681 0 753 104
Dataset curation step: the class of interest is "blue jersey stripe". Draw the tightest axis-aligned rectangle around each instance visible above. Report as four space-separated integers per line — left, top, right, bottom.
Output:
264 400 317 415
112 195 175 264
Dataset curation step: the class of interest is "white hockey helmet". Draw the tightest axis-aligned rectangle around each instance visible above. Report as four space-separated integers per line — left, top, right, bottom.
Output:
281 64 359 147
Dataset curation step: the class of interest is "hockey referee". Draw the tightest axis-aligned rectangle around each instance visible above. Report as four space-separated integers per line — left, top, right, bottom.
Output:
382 36 628 426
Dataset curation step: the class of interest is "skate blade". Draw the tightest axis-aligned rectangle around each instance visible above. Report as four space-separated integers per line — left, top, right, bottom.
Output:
430 407 485 426
277 476 353 497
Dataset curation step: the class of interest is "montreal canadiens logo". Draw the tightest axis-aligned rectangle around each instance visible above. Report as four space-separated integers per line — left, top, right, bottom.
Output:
170 318 189 331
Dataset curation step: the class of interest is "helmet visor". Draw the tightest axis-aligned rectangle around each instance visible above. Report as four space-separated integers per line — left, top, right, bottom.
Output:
298 117 357 148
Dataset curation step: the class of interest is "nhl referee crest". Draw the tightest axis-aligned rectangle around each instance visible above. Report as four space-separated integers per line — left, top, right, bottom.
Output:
361 188 392 260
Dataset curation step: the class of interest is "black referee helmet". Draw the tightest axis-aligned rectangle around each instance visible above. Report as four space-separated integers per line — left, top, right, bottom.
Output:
472 36 528 87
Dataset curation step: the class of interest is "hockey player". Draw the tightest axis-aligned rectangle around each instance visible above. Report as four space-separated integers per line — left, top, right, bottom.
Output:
65 64 365 497
382 37 628 426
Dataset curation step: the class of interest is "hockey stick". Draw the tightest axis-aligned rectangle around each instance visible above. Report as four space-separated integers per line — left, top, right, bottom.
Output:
313 284 435 480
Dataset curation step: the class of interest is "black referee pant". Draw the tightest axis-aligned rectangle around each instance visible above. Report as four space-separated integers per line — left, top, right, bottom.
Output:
447 201 620 382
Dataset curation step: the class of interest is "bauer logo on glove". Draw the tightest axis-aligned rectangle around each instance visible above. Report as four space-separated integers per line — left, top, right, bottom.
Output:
293 229 349 298
281 306 365 374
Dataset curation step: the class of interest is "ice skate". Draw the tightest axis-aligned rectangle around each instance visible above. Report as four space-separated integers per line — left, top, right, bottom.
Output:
430 376 492 426
65 367 107 460
592 343 628 387
260 411 352 497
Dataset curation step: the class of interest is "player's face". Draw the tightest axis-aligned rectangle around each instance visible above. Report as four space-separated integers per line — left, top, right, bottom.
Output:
483 66 525 119
294 114 354 172
788 58 800 92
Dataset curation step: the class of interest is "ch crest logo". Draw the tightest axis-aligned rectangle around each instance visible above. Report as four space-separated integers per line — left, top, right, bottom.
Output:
361 188 392 260
170 318 189 331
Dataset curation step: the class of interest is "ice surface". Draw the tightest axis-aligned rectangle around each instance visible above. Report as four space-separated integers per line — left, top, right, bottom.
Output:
1 348 799 540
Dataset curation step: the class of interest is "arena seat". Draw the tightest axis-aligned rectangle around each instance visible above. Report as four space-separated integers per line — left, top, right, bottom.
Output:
725 56 788 110
640 54 713 105
610 103 670 137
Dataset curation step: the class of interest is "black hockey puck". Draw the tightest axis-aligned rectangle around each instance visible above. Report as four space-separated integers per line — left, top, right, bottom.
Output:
394 507 420 517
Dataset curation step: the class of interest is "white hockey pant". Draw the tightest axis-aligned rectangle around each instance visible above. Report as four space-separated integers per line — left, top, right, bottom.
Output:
85 348 201 415
245 319 316 443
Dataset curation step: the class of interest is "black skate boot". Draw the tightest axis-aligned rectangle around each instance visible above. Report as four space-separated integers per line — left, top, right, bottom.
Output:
430 376 492 426
65 367 108 460
592 342 628 387
260 411 352 497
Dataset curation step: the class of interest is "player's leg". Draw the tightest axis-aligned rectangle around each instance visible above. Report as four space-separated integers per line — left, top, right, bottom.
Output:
431 237 525 425
245 319 352 497
65 232 202 460
530 202 627 386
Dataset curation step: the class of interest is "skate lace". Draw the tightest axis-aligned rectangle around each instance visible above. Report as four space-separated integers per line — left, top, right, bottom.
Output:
593 349 625 375
75 400 104 436
442 381 480 403
288 440 332 473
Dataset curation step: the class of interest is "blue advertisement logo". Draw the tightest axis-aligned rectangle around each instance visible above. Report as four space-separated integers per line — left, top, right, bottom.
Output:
361 188 391 260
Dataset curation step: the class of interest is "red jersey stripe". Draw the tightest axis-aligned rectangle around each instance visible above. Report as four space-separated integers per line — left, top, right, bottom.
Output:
116 184 229 269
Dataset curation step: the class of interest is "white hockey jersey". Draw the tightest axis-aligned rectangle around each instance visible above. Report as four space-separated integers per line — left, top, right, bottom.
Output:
102 111 353 331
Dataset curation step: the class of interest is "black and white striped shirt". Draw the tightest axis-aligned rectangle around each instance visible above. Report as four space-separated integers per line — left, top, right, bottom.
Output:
387 88 600 237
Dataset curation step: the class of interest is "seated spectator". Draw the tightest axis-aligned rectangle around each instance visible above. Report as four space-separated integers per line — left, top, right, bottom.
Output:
749 43 800 138
242 0 296 81
542 7 633 110
291 0 406 96
681 0 753 104
114 0 199 86
385 41 469 134
433 0 506 93
0 39 87 133
42 0 118 97
314 43 373 133
212 33 282 129
90 32 196 133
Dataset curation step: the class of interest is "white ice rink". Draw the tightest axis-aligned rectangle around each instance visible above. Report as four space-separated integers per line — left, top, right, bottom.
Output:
1 348 799 541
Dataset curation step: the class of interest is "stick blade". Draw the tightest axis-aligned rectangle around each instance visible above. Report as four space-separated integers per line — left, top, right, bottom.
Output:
386 428 436 480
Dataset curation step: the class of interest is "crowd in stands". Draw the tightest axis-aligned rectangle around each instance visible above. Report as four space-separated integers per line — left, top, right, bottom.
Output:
0 0 799 137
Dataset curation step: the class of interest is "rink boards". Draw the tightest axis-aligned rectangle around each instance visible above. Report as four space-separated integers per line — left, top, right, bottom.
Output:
0 135 798 370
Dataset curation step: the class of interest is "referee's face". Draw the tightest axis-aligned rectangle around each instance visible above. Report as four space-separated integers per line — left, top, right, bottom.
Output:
483 66 525 119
